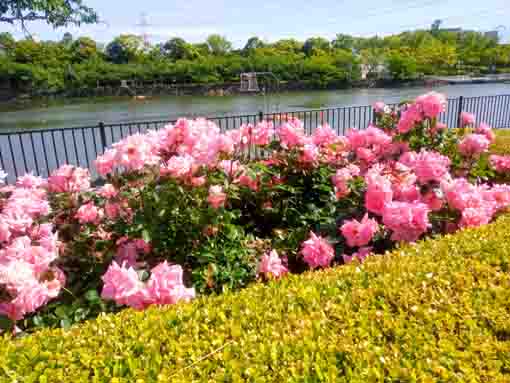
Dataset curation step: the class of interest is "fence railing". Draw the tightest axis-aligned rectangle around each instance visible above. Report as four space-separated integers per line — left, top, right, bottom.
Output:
1 94 510 184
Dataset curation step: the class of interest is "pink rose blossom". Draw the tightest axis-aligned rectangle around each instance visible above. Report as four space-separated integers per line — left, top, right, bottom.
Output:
207 185 227 209
48 165 90 193
300 232 335 269
382 201 430 242
146 262 195 305
415 92 447 118
76 202 103 224
340 214 379 248
312 124 337 146
365 171 393 216
458 134 490 157
400 150 450 184
460 112 476 127
343 247 373 264
101 262 150 310
95 149 116 176
278 119 305 149
475 123 495 143
373 101 386 113
98 183 118 199
258 250 288 278
490 155 510 174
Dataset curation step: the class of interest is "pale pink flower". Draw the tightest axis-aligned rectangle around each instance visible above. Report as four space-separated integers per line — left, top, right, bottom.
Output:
382 201 430 242
300 232 335 269
400 150 451 184
340 214 379 248
95 149 116 176
146 262 195 305
460 112 476 127
258 250 288 278
98 183 118 199
332 165 360 199
48 165 90 193
16 174 46 189
490 155 510 174
160 154 196 179
101 262 150 310
76 202 103 224
475 123 495 143
252 121 274 146
458 134 490 157
312 124 337 146
373 101 386 113
343 247 373 264
207 185 227 209
459 207 492 228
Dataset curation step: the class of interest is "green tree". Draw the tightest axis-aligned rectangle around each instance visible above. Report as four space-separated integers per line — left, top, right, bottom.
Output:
162 38 199 61
332 34 354 51
303 37 330 56
70 37 97 62
272 39 303 54
206 34 232 55
242 36 265 55
105 35 144 64
0 0 97 32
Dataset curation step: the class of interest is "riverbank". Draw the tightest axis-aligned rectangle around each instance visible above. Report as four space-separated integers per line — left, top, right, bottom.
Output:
1 82 509 132
1 78 427 107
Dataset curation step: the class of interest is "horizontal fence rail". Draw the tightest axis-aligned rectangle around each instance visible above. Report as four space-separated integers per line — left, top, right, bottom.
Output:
1 94 510 184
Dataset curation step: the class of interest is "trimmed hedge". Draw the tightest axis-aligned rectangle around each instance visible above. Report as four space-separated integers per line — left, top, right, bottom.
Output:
492 129 510 155
2 216 510 382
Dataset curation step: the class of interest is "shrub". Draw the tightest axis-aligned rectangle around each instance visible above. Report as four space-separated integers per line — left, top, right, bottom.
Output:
1 215 510 382
1 92 510 333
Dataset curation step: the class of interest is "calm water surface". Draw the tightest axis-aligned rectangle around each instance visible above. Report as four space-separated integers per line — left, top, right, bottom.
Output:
1 83 509 132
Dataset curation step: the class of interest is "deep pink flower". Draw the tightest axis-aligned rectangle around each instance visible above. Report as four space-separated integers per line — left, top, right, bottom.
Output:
278 120 305 149
300 144 320 164
416 92 446 118
207 185 227 209
332 165 360 199
258 250 288 278
252 121 274 146
365 171 393 216
382 201 430 242
300 232 335 269
340 214 379 248
459 207 492 228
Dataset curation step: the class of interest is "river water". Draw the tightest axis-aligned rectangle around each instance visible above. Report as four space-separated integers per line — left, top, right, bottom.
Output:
1 83 509 132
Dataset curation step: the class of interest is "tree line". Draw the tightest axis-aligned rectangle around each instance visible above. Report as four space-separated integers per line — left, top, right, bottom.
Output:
1 29 509 96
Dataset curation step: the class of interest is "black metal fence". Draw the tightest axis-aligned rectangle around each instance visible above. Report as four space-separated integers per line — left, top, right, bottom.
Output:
1 94 510 184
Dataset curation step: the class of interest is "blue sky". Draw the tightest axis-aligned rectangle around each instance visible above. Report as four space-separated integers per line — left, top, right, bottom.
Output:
3 0 510 45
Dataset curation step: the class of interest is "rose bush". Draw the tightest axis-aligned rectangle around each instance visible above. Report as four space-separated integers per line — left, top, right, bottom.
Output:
1 91 510 334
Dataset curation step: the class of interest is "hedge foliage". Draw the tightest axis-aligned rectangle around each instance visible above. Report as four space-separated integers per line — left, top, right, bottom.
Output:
492 129 510 155
2 214 510 382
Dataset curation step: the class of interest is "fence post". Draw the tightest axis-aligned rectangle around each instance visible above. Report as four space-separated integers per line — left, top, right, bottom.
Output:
457 96 464 128
98 121 107 152
258 111 264 122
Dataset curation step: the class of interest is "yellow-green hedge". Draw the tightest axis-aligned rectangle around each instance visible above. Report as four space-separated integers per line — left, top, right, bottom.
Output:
492 129 510 155
2 217 510 382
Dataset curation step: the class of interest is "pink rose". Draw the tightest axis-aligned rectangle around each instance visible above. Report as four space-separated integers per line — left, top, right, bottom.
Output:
300 232 335 269
207 185 227 209
340 214 379 248
258 250 288 278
